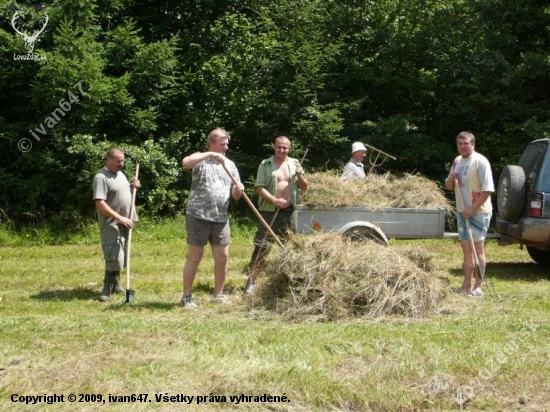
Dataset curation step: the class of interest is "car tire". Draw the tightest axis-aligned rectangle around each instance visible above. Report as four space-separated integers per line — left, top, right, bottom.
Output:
497 165 525 222
527 247 550 268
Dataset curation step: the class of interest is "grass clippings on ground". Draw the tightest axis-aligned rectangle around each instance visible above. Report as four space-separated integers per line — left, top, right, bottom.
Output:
1 220 549 411
251 233 444 320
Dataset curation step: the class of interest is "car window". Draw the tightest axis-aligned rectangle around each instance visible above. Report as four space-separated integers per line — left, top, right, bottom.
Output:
538 164 550 192
518 142 549 191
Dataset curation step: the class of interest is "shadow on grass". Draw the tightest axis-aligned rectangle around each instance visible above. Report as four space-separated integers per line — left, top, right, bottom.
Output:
191 280 244 295
449 261 548 282
30 287 98 301
109 301 177 311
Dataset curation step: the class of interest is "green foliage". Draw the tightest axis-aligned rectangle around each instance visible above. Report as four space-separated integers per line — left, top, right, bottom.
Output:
1 0 550 222
64 134 184 217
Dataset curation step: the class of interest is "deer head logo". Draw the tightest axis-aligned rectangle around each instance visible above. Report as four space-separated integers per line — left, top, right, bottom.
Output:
11 11 49 54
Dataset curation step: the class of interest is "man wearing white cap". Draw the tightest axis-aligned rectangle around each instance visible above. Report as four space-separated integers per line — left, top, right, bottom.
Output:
341 142 367 181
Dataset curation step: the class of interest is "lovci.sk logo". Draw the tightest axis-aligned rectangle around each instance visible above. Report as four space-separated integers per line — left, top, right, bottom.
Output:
11 10 48 61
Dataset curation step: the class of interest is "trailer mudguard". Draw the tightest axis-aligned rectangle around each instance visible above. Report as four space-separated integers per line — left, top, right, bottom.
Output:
338 221 389 245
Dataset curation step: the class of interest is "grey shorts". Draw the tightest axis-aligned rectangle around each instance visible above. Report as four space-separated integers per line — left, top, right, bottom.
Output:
100 224 128 271
186 214 230 246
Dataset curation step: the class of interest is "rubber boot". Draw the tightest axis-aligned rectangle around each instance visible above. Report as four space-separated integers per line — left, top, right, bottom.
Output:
99 271 115 302
112 271 125 294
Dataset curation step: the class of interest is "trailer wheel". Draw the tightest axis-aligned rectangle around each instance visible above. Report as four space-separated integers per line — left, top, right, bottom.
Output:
343 226 389 246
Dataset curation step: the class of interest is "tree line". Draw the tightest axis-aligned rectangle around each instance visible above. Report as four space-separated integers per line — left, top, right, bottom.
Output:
1 0 549 223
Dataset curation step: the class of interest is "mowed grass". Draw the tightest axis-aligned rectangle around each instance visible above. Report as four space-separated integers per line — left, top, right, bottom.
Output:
0 217 549 411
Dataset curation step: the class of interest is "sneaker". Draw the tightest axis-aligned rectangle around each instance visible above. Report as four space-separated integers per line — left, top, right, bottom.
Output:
181 295 198 309
243 277 255 294
467 289 484 298
211 294 228 304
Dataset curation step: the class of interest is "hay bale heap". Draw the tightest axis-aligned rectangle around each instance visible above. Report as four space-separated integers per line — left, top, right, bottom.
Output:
301 172 454 212
253 233 443 320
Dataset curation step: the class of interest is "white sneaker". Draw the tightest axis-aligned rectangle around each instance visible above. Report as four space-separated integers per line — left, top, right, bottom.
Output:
181 295 198 309
211 294 228 304
467 289 484 298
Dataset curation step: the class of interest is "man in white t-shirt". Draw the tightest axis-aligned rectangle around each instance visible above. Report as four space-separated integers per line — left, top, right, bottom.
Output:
445 131 494 297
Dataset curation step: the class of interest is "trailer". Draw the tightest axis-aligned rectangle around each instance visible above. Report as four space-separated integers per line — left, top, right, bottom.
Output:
296 205 447 245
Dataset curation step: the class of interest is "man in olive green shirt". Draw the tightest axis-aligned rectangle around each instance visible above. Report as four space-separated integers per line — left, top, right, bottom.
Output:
244 136 309 293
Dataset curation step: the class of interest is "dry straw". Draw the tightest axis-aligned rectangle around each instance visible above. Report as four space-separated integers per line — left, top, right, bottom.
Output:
301 172 454 212
251 233 444 320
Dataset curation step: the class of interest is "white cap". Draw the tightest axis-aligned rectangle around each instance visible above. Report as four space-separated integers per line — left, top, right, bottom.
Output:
352 142 367 154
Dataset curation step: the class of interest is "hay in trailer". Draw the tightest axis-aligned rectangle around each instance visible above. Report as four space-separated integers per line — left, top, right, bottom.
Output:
251 233 444 320
301 172 454 213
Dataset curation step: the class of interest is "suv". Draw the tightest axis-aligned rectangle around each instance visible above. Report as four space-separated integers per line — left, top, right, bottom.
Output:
496 137 550 267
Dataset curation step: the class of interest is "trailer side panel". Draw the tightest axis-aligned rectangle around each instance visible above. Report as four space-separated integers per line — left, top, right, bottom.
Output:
296 206 446 239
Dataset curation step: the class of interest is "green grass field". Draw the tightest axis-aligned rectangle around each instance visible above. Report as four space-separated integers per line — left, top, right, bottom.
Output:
0 217 549 411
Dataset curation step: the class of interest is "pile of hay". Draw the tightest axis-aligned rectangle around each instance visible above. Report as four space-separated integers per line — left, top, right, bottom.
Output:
301 172 453 212
251 233 443 320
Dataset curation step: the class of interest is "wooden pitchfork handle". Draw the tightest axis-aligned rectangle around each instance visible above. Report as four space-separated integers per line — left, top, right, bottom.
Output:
454 178 484 281
363 143 397 160
221 162 283 247
126 163 140 290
